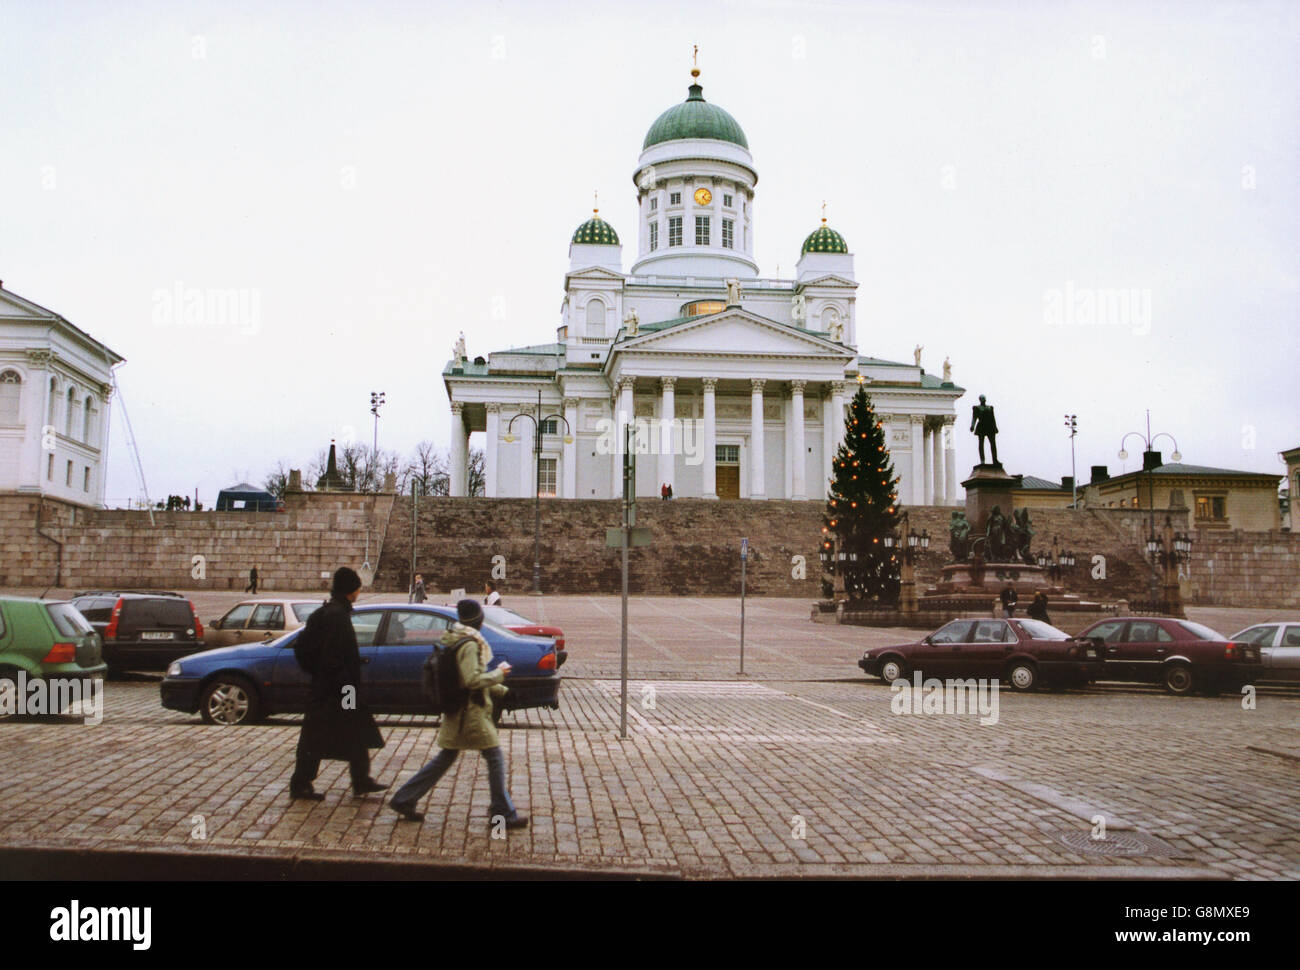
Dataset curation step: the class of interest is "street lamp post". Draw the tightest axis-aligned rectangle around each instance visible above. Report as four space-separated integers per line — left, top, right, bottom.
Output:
884 510 930 613
504 389 574 595
1145 516 1193 616
1118 411 1182 600
1036 535 1076 585
363 390 386 568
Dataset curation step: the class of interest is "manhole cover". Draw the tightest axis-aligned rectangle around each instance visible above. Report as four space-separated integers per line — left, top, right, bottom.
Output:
1056 830 1181 857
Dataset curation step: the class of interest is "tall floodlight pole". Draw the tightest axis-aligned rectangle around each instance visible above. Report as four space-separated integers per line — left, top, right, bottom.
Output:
1064 414 1078 508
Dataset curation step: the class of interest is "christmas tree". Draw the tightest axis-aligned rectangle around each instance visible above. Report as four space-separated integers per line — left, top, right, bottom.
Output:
824 383 901 602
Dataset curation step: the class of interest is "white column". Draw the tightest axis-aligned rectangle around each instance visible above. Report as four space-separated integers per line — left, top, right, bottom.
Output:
519 415 533 497
450 401 468 497
658 377 675 494
909 415 925 506
702 378 717 499
943 417 958 505
931 419 944 505
790 380 806 500
831 382 847 460
615 376 634 497
749 378 766 499
823 389 835 498
484 403 499 497
563 397 578 498
922 423 934 507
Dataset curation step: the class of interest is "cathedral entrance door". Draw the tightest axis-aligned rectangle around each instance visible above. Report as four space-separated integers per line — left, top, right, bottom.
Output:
715 443 741 499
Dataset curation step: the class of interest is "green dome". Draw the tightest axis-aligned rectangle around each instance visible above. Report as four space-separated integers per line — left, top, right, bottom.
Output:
801 221 849 255
571 212 619 246
643 82 748 150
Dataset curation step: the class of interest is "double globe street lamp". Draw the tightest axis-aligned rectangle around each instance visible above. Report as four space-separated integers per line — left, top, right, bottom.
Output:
1146 516 1193 616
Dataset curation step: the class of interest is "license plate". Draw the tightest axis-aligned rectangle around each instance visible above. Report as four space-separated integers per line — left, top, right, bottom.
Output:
140 632 174 641
1085 649 1096 659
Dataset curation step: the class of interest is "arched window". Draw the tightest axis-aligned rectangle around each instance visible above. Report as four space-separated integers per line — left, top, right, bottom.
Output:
47 377 58 427
65 387 79 437
0 370 20 423
84 395 96 442
585 298 606 337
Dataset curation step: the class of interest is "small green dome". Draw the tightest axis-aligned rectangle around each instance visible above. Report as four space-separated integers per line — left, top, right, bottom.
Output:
571 212 619 246
643 82 748 150
801 221 849 255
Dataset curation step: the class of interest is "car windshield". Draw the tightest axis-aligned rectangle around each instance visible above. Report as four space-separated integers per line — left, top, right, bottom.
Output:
47 603 94 637
1017 619 1071 640
1231 626 1276 644
292 602 323 622
1179 620 1225 641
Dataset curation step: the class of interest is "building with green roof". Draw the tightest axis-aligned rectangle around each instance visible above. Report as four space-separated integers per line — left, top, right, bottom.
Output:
442 65 964 506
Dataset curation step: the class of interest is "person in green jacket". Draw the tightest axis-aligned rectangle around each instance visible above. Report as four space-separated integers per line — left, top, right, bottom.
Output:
389 599 528 829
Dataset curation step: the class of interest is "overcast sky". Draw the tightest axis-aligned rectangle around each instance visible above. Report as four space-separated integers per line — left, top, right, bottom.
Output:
2 0 1296 506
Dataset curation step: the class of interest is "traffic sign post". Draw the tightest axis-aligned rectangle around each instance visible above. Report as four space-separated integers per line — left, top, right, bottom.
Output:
619 422 635 740
739 537 748 675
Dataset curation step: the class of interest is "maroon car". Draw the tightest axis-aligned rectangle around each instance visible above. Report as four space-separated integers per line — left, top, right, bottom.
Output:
1078 617 1260 695
858 617 1104 692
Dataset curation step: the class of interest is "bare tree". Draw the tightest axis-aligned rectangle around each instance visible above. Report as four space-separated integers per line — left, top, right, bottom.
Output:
468 447 485 497
408 440 448 496
264 460 293 499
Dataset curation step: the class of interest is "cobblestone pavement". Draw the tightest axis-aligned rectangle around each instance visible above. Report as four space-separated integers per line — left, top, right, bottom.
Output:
1 593 1296 878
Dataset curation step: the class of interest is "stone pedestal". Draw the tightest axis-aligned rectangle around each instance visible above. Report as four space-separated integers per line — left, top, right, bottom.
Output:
962 463 1023 536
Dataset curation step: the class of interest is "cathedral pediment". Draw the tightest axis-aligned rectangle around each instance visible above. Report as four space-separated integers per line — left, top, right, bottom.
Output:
797 274 858 289
0 288 58 320
612 308 853 360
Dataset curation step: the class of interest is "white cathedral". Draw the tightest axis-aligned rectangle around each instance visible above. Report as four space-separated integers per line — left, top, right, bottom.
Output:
443 67 963 504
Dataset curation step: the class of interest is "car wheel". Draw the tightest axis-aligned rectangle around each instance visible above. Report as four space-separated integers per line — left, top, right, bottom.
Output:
1006 661 1037 692
878 657 908 685
1163 664 1194 696
199 675 262 725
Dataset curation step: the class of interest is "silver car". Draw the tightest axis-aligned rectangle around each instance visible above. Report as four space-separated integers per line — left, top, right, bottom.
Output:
1231 622 1300 683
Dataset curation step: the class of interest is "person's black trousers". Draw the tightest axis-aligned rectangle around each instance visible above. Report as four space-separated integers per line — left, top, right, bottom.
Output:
291 743 369 791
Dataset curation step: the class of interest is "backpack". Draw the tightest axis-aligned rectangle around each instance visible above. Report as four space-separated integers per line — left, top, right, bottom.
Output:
294 610 325 674
423 636 475 715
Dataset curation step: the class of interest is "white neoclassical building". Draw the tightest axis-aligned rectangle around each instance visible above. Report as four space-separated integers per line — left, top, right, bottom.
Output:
0 281 122 506
443 67 963 504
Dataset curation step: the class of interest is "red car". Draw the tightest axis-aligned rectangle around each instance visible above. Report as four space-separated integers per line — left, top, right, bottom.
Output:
1078 616 1261 695
859 617 1104 691
484 605 567 668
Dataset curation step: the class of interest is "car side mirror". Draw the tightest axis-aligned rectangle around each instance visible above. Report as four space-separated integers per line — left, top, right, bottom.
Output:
210 619 221 629
263 631 274 640
922 635 933 645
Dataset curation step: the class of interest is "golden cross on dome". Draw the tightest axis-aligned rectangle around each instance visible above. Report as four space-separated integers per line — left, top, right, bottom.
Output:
593 189 598 215
821 200 827 224
692 45 700 78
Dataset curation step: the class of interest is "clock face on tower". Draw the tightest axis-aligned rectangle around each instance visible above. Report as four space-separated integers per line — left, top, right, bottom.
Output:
693 187 712 206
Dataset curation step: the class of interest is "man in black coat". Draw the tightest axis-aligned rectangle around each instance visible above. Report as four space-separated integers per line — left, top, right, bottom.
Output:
288 566 388 800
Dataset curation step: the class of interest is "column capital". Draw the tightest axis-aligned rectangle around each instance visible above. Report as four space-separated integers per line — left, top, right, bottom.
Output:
450 400 464 416
562 397 579 409
617 375 635 392
942 413 956 426
24 348 55 368
910 413 925 427
789 379 807 394
660 376 677 390
701 377 719 391
484 402 500 414
831 380 851 396
750 378 766 393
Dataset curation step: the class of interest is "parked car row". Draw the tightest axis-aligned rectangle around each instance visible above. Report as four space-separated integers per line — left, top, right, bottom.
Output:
859 615 1285 695
159 603 567 726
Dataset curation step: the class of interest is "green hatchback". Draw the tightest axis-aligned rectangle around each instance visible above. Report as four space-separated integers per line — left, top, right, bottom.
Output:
0 597 107 688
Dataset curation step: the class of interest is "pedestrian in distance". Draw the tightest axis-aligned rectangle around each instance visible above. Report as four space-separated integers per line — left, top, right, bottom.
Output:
660 482 669 501
389 599 528 830
288 566 388 801
1028 590 1050 623
666 483 673 500
245 564 259 594
1000 584 1018 618
483 580 501 607
411 573 427 604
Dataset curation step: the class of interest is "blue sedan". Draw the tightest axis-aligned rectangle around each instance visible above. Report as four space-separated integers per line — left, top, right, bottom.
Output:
160 603 564 725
